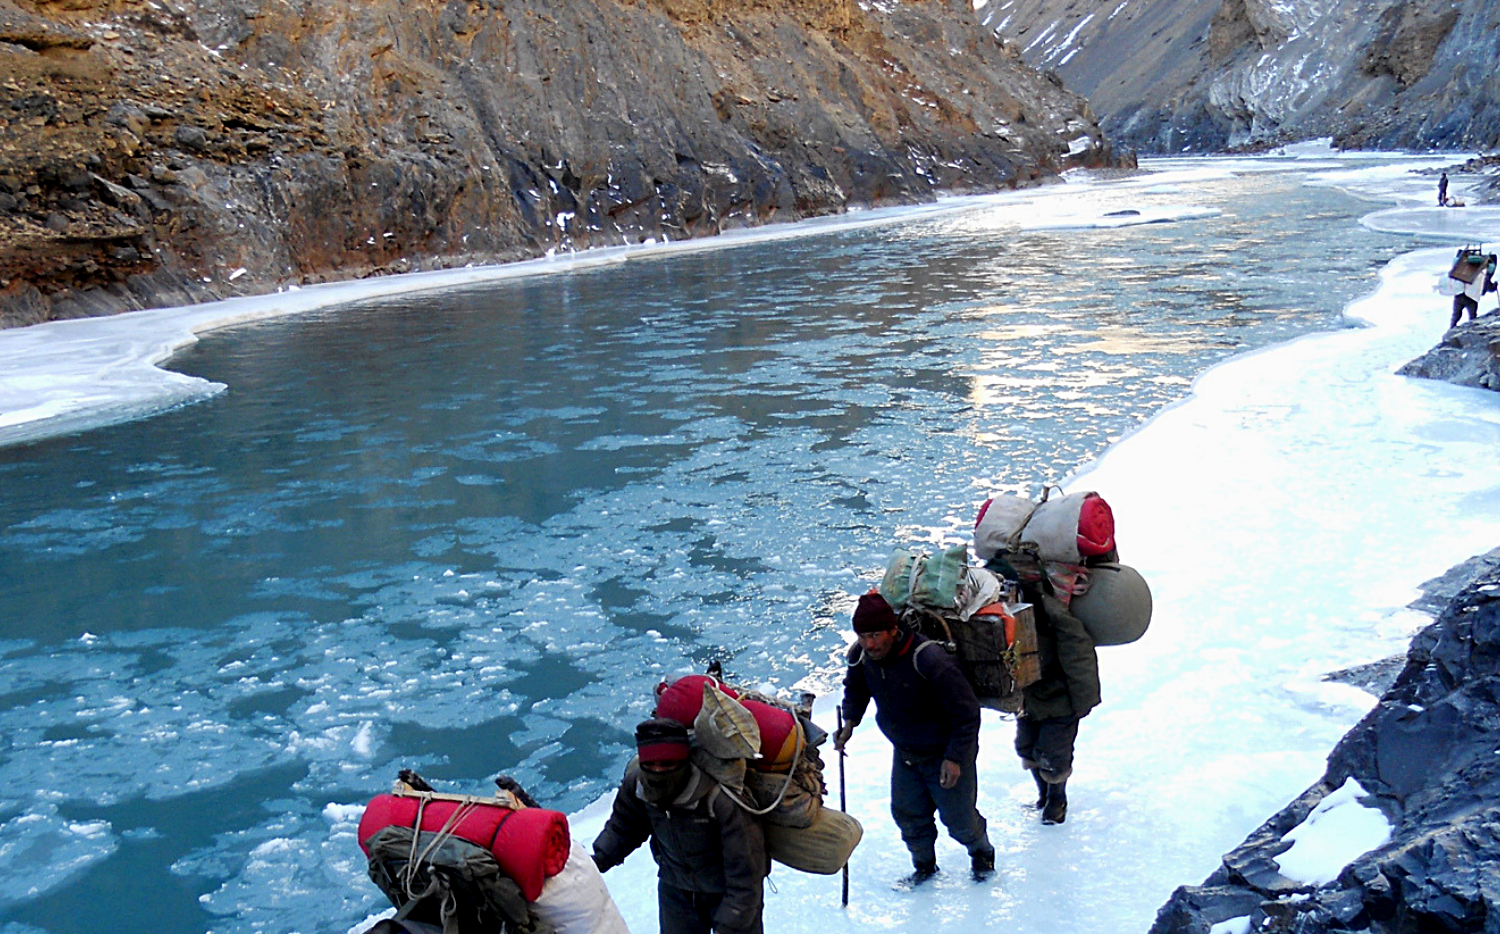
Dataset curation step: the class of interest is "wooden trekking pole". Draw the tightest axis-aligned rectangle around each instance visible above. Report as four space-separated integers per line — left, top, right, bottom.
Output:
837 706 849 908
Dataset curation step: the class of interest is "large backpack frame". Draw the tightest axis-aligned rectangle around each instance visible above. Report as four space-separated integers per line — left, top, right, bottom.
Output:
899 602 1040 713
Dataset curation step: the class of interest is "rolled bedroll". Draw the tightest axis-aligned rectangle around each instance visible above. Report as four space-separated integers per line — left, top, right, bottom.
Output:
1071 563 1152 646
357 793 571 901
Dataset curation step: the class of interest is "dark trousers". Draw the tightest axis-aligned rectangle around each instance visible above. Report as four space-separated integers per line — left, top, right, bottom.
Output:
889 749 991 866
658 881 762 934
1015 715 1080 782
1452 294 1479 328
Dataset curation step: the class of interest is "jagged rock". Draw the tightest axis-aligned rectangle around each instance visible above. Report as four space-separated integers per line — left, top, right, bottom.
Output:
1398 312 1500 392
1148 548 1500 934
1153 884 1267 934
1325 657 1406 698
0 0 1120 328
980 0 1500 154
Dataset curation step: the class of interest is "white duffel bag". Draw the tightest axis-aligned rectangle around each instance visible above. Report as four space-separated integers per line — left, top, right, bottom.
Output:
972 495 1036 561
1020 490 1116 564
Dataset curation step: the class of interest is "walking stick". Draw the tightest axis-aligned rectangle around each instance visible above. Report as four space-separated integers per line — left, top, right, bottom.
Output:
837 706 849 908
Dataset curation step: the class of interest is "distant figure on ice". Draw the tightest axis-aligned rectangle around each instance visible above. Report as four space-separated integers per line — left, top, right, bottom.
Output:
834 591 995 885
1451 252 1498 328
1439 171 1449 207
592 718 768 934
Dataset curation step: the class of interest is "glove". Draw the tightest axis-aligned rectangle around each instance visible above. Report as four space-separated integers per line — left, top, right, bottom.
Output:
833 723 855 751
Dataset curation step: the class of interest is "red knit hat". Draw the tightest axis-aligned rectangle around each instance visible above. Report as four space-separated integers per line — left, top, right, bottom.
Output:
635 717 691 766
852 591 899 634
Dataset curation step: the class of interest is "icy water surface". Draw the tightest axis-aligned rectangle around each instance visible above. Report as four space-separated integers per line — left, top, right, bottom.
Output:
0 164 1423 933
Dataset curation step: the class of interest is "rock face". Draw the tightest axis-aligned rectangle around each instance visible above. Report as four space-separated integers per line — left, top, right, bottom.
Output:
979 0 1500 154
1149 549 1500 934
1398 310 1500 393
1399 242 1500 394
0 0 1118 328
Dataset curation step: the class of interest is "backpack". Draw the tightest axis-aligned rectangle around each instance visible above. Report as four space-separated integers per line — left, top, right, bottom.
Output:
873 544 1041 711
850 611 1039 714
365 825 553 934
358 789 571 902
1449 248 1490 284
897 603 1039 712
652 674 861 871
971 488 1152 648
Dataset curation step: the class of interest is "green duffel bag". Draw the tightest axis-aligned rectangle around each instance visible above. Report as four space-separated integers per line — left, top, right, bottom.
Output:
880 544 967 611
761 806 863 875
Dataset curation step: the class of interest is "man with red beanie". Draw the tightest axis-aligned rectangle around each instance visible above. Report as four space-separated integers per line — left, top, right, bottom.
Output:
834 591 995 884
592 718 768 934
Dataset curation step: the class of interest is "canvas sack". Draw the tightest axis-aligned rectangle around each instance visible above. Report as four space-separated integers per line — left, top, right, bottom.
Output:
692 682 761 761
1070 563 1153 646
761 805 863 875
972 494 1037 561
1020 490 1116 564
879 545 968 611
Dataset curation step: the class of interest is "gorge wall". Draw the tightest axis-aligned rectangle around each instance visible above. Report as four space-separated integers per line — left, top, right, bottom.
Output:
981 0 1500 155
0 0 1117 328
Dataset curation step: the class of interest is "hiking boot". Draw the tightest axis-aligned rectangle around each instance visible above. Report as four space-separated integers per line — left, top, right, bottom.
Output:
1031 769 1049 809
899 859 938 888
1041 780 1068 825
970 849 995 881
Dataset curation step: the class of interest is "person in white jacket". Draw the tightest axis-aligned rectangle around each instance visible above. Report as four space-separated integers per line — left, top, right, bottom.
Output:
1451 253 1497 328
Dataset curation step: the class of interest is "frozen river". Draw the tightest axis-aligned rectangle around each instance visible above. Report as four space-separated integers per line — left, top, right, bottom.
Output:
0 151 1483 934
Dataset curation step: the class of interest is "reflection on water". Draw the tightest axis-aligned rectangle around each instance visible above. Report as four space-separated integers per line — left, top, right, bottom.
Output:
0 167 1422 933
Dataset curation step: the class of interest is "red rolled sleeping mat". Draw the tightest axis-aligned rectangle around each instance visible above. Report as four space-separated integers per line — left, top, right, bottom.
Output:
741 699 800 772
1076 492 1116 557
654 674 739 725
357 794 570 901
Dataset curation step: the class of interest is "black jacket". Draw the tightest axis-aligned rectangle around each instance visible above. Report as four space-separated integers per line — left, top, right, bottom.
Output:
839 630 981 763
592 762 767 934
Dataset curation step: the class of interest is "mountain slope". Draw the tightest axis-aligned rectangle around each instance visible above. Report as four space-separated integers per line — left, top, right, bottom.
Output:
980 0 1500 153
0 0 1117 327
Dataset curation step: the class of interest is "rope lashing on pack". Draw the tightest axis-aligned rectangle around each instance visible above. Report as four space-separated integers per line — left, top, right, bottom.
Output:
401 793 485 900
719 723 806 817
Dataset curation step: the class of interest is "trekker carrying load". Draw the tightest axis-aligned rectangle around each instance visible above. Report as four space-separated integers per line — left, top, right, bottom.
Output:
973 490 1119 826
592 718 769 934
833 591 995 886
1002 574 1099 825
1444 247 1498 328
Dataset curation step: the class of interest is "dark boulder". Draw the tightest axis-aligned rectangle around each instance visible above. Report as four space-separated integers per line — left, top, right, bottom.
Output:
1398 311 1500 393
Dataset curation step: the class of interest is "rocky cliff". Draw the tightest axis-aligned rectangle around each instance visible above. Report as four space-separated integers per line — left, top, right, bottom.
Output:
0 0 1118 328
1398 312 1500 393
1399 236 1500 394
1149 548 1500 934
980 0 1500 154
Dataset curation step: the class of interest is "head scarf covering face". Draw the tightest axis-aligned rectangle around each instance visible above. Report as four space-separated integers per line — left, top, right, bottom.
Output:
635 717 693 802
